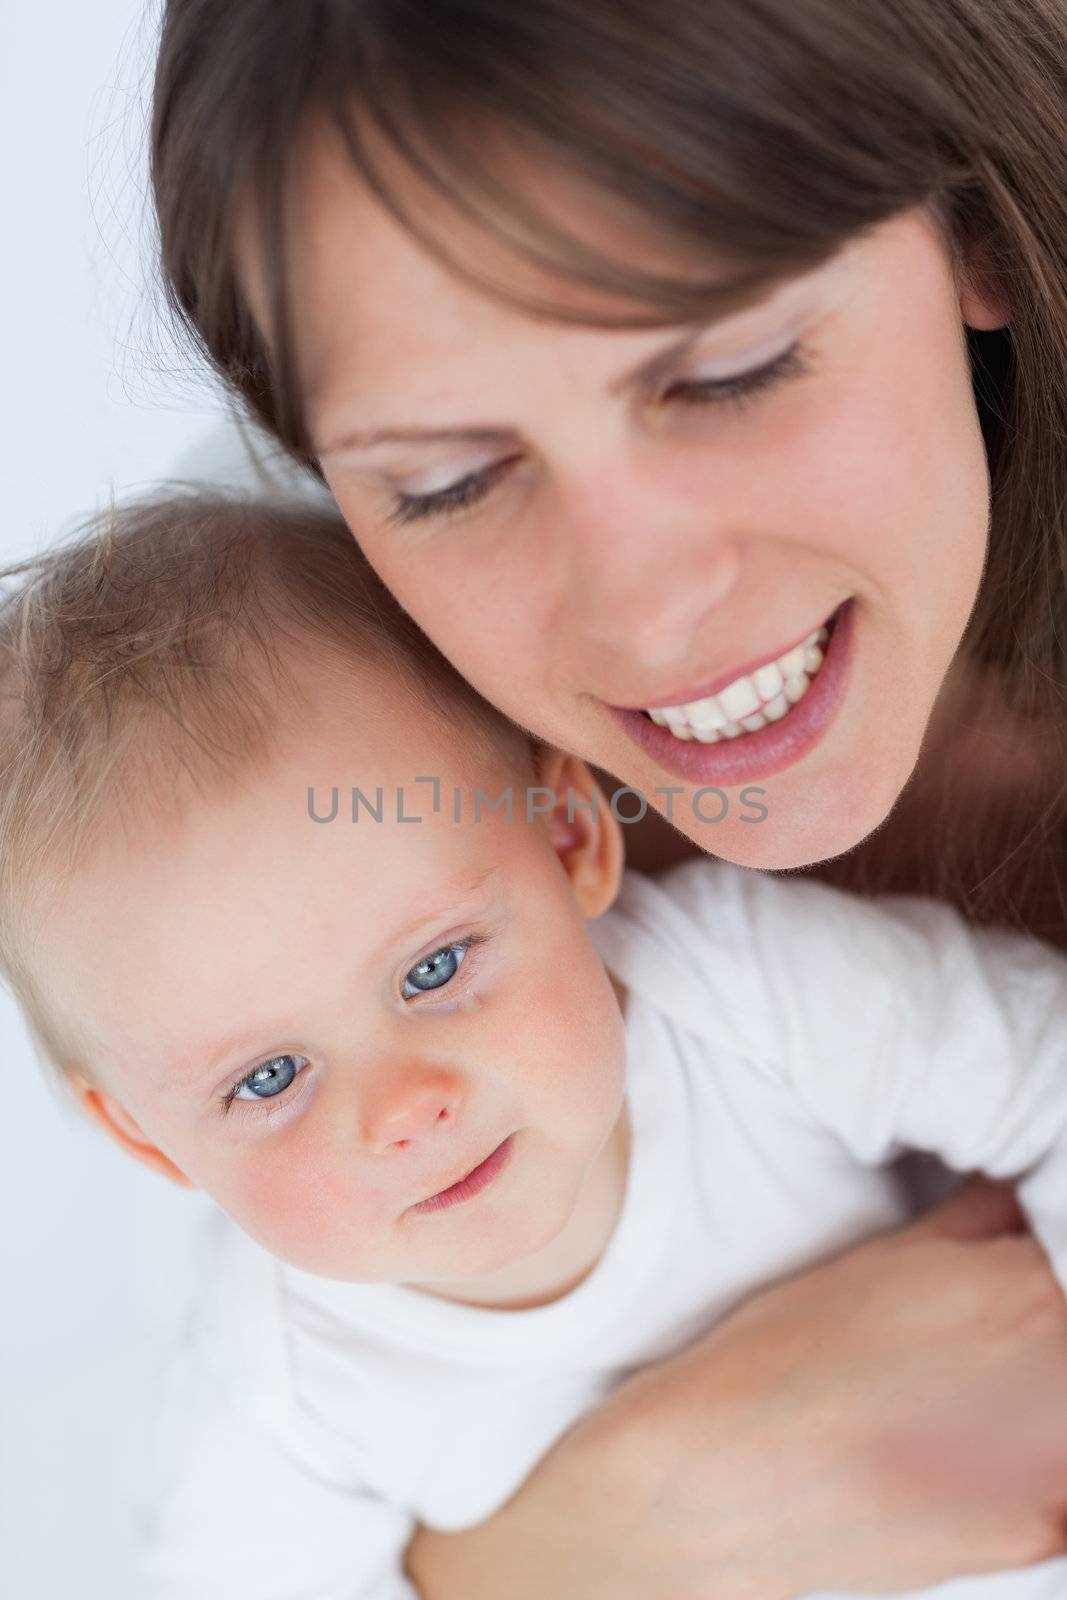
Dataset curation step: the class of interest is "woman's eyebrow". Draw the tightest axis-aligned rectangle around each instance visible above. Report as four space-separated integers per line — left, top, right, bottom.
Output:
322 423 517 456
316 328 703 457
606 324 707 398
317 287 782 458
605 275 794 393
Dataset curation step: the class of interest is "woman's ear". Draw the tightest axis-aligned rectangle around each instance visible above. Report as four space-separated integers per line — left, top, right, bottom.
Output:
534 746 624 918
955 233 1010 332
68 1074 197 1190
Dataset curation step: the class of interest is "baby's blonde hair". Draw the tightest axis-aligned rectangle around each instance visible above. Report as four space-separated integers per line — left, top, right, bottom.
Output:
0 491 530 1089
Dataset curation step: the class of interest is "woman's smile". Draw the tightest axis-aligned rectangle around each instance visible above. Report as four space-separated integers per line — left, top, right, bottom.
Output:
607 598 855 787
624 605 839 735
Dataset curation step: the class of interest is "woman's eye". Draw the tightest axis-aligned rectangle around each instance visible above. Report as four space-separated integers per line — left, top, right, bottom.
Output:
382 344 806 530
226 1052 308 1110
402 941 469 997
663 342 809 409
386 455 521 528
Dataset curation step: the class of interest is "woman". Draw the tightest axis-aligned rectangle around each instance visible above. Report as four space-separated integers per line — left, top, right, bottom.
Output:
149 2 1067 1593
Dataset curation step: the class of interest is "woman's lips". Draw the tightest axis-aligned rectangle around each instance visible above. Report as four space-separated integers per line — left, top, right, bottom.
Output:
636 617 830 712
608 598 855 789
411 1135 514 1215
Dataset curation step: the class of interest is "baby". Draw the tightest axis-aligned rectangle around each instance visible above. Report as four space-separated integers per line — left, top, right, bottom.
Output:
3 494 1066 1600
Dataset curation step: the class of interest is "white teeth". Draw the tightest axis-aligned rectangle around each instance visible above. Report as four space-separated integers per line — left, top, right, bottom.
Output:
718 679 761 721
753 662 784 699
645 617 834 745
689 699 728 733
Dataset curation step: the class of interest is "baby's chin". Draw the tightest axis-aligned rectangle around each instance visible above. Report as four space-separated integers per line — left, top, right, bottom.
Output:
238 1205 568 1292
405 1199 589 1308
421 1215 569 1287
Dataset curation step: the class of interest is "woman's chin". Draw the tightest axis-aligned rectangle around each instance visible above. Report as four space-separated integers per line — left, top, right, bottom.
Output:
667 758 916 872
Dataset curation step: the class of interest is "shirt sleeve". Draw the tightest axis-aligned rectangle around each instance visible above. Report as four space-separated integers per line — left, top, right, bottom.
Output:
137 1223 420 1600
662 863 1067 1290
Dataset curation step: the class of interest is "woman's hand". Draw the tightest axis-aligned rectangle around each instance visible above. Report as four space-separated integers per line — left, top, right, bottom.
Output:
406 1179 1067 1600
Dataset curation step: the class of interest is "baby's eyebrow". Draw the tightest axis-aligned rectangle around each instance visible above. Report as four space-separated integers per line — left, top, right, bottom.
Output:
184 866 503 1089
379 866 503 954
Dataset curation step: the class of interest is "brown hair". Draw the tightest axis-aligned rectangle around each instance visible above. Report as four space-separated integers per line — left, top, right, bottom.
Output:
150 0 1067 924
0 492 529 1080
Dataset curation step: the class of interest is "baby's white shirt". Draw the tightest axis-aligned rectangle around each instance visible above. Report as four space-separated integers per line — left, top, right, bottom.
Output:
142 861 1067 1600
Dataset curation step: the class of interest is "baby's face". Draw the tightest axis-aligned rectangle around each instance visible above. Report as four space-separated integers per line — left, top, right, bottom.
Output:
35 657 628 1286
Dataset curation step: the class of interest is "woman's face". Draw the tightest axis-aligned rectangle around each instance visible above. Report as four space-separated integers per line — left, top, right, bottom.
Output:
273 135 1004 869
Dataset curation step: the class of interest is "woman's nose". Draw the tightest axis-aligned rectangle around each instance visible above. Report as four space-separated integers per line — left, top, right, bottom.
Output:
357 1064 464 1154
559 482 744 669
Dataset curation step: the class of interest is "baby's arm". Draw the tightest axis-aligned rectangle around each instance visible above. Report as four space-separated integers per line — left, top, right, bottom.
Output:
711 866 1067 1279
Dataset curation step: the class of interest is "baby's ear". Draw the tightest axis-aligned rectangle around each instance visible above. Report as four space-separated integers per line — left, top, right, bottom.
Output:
68 1073 197 1190
535 746 624 918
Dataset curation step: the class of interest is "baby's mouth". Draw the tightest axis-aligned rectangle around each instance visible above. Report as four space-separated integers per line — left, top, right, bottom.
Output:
642 608 841 744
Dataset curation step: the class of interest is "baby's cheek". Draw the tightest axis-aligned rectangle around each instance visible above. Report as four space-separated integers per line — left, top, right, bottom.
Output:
221 1145 381 1275
526 954 625 1116
222 1151 315 1260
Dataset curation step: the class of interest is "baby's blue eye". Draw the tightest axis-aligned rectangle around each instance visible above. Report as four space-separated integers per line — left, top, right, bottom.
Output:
232 1053 305 1102
403 942 468 996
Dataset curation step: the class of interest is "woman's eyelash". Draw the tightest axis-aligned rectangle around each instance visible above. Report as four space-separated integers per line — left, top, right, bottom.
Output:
383 343 810 528
664 343 810 409
386 456 522 529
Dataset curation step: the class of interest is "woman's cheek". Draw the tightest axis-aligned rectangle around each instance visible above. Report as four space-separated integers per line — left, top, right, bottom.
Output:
361 506 554 708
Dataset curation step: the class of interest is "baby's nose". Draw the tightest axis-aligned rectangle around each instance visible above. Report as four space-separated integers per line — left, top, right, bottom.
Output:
358 1065 463 1154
